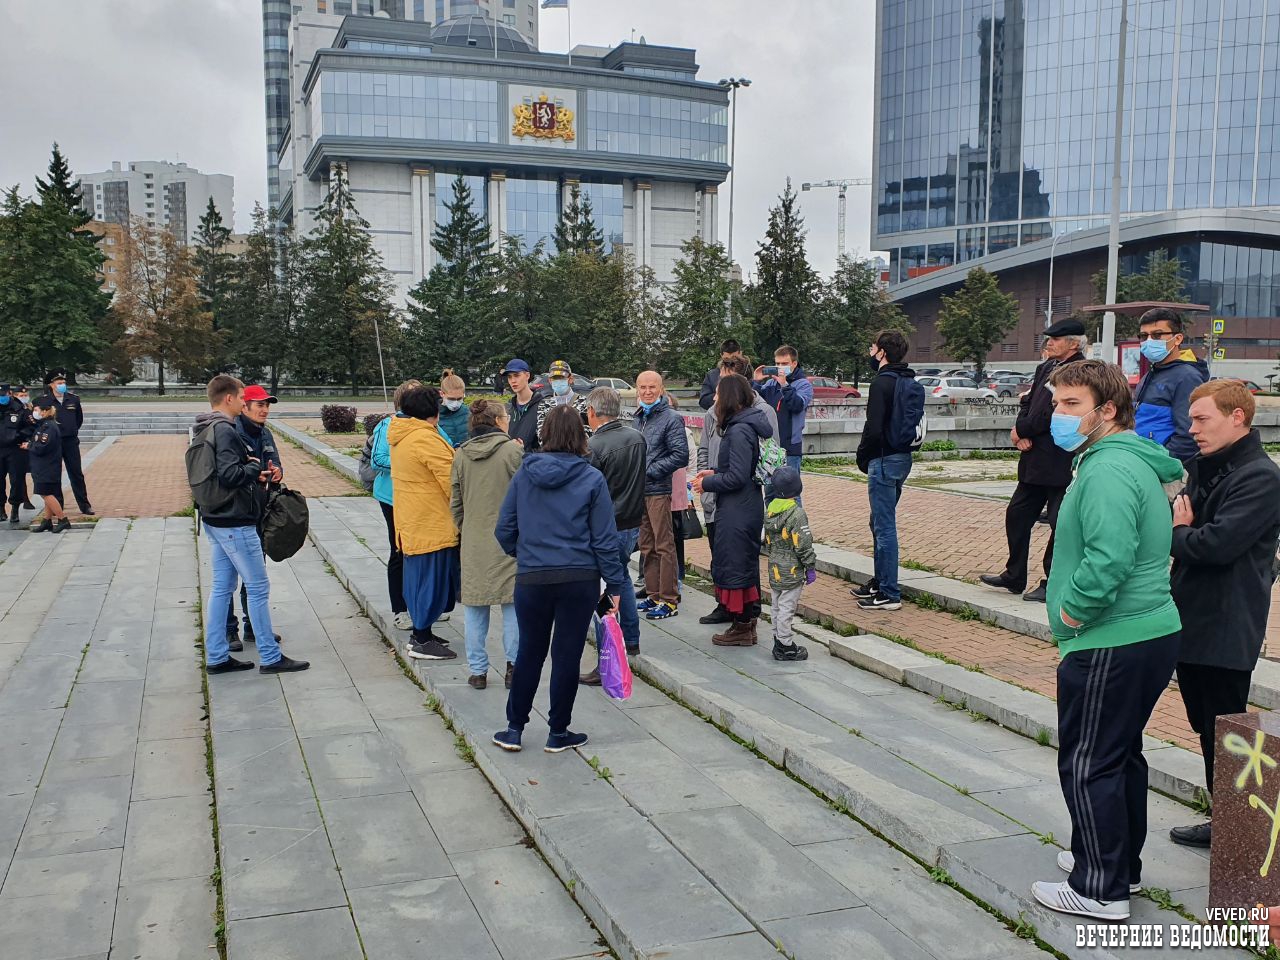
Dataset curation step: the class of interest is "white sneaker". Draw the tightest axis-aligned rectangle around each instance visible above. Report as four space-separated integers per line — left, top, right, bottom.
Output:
1056 850 1140 894
436 613 450 623
1031 879 1129 920
393 612 413 630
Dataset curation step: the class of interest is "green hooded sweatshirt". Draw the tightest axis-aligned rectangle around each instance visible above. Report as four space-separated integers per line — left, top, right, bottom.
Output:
1046 431 1184 656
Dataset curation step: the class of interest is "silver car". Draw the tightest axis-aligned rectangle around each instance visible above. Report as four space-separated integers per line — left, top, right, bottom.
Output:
918 376 998 400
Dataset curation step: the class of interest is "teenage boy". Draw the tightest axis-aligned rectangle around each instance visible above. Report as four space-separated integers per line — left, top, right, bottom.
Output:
503 359 544 450
192 375 308 675
754 345 813 475
1133 307 1208 465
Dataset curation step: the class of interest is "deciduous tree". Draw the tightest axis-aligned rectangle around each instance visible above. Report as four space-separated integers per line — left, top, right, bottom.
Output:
936 267 1020 380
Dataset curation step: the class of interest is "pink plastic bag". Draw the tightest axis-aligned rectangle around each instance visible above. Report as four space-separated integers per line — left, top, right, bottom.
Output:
595 613 633 700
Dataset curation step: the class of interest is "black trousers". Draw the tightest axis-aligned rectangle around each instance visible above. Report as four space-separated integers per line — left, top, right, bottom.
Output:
506 579 597 734
1057 633 1180 902
379 500 406 614
1002 482 1064 589
56 438 90 512
1176 661 1253 795
0 448 24 508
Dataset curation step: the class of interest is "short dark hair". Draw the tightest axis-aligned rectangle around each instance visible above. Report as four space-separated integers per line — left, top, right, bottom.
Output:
400 385 441 421
1138 307 1185 335
720 339 741 355
874 329 910 364
719 356 753 379
774 344 798 362
715 373 755 431
207 374 244 407
540 403 589 455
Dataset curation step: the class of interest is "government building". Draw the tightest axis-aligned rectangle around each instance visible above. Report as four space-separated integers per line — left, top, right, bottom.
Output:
873 0 1280 378
267 3 730 303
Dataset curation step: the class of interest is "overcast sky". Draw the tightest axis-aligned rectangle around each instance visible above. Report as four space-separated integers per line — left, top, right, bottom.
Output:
0 0 877 277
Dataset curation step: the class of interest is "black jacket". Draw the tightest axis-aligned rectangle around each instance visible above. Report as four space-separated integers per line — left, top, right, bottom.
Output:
703 405 771 590
0 397 34 450
27 417 62 485
192 411 267 528
34 391 84 440
1171 430 1280 671
856 362 915 471
698 367 720 410
507 389 547 451
236 415 283 476
635 397 689 497
588 419 647 531
1014 352 1084 487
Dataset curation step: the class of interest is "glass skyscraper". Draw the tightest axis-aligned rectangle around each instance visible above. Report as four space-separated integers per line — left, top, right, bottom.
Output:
874 0 1280 285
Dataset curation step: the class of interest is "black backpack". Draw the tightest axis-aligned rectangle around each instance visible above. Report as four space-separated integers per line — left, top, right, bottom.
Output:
260 485 309 562
186 422 234 513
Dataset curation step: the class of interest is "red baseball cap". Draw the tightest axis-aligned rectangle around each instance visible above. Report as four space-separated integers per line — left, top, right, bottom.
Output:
243 385 277 404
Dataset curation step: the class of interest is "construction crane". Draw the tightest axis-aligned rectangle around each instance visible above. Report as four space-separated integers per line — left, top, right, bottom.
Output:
800 178 872 263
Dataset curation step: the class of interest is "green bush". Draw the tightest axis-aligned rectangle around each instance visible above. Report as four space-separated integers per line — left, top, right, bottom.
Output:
920 439 957 452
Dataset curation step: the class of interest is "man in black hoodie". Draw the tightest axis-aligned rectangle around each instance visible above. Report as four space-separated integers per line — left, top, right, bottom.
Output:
853 330 917 611
1167 379 1280 849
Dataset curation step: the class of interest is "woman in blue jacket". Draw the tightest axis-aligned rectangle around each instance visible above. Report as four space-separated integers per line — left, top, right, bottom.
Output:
371 379 421 631
492 405 627 754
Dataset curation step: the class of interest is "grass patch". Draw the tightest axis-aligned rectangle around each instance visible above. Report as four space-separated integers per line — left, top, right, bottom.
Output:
954 604 980 622
920 439 957 452
902 559 939 573
1036 726 1053 747
171 501 196 518
1012 911 1038 941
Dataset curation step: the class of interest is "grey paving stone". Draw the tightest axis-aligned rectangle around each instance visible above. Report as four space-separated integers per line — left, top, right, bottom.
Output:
351 675 430 720
141 655 203 695
1 846 122 899
625 704 758 769
16 775 132 858
60 679 144 730
147 629 202 662
453 845 602 960
219 798 347 922
0 709 63 793
282 686 376 737
299 730 411 801
653 806 862 921
139 690 206 741
132 736 209 801
376 713 473 777
212 726 313 807
333 641 405 679
349 877 502 960
121 795 215 884
764 906 938 960
320 791 452 889
586 739 738 817
78 643 151 683
89 619 153 649
405 768 525 855
43 722 138 783
111 876 218 960
209 677 292 733
643 932 784 960
0 885 115 960
701 759 864 846
0 654 81 715
227 905 362 960
827 634 934 685
0 791 33 888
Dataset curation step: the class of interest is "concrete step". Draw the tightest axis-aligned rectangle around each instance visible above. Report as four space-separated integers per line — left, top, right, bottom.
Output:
305 497 1056 960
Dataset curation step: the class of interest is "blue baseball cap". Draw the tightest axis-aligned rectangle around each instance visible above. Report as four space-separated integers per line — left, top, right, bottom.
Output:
501 359 531 375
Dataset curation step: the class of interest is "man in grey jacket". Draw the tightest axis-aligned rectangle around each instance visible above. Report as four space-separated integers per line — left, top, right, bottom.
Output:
698 356 778 624
634 370 688 621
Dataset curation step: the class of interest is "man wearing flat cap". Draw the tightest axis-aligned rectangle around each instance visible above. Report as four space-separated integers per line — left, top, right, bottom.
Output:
980 318 1088 603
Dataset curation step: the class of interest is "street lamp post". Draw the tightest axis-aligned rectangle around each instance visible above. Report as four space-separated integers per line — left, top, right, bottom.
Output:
1045 231 1063 328
718 77 751 269
1101 0 1129 362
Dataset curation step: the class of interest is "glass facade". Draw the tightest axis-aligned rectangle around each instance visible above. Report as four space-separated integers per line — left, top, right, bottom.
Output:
505 176 560 252
345 40 434 53
314 72 499 143
1138 238 1280 318
876 0 1280 283
580 180 625 253
585 90 727 163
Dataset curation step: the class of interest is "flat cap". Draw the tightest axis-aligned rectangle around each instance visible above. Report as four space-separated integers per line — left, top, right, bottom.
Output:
1043 318 1085 338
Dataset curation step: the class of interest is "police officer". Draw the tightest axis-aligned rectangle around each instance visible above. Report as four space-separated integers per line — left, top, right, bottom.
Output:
35 371 93 516
0 384 35 526
12 387 36 511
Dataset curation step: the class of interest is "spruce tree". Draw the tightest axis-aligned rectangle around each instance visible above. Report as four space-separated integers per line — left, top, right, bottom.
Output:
193 198 235 375
750 179 821 357
553 184 604 257
815 257 912 385
660 237 748 381
430 174 494 292
224 204 295 390
35 143 91 228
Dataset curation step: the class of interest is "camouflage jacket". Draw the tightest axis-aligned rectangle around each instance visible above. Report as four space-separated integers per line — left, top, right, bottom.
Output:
763 500 817 590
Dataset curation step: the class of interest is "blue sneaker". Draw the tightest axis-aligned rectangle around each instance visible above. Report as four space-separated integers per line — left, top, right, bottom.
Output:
492 728 522 752
636 597 658 612
545 730 589 753
645 601 679 620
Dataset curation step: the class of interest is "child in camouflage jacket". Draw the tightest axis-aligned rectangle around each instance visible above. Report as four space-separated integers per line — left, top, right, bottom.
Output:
762 467 816 661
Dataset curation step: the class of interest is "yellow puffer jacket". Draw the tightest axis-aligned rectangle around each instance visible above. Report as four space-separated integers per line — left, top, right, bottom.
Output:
388 416 459 556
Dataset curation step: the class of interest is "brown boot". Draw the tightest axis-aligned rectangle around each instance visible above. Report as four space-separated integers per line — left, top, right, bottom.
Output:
579 668 601 686
712 619 758 646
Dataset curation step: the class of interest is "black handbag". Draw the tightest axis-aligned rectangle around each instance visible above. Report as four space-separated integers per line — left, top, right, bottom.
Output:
680 505 704 540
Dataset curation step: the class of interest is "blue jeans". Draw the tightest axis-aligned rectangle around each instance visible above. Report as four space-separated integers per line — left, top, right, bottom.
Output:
785 454 804 503
204 525 281 667
867 453 912 600
615 527 640 650
463 603 519 675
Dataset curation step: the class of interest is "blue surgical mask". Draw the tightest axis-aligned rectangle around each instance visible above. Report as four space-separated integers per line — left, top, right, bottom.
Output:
55 383 67 395
777 364 792 377
442 399 463 412
551 380 570 396
1140 338 1171 363
639 399 658 413
1050 406 1103 452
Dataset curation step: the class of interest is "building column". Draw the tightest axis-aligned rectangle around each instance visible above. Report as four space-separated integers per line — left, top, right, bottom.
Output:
488 171 507 248
634 181 652 272
700 184 719 245
561 175 580 215
410 167 433 281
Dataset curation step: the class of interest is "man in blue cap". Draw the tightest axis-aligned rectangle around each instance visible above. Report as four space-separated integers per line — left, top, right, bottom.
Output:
503 359 545 450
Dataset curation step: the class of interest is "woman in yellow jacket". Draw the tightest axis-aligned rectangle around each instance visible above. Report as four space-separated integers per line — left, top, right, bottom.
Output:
389 385 460 662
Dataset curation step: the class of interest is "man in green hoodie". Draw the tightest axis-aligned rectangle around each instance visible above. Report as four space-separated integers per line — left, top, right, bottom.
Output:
1032 360 1184 922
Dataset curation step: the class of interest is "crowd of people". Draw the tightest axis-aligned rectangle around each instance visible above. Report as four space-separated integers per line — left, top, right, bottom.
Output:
184 307 1278 923
0 373 94 529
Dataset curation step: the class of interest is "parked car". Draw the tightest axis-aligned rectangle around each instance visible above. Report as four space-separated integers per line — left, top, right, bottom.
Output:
918 376 998 400
531 372 595 394
915 368 943 377
1209 376 1261 395
985 374 1033 398
808 376 861 399
592 376 637 402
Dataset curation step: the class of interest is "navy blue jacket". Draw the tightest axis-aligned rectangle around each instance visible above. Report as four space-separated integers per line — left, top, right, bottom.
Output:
27 417 63 486
235 415 283 476
495 452 627 593
33 391 83 440
1134 352 1208 464
634 397 689 497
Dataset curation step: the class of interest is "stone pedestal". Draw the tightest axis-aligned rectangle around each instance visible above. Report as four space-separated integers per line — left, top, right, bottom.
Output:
1208 712 1280 910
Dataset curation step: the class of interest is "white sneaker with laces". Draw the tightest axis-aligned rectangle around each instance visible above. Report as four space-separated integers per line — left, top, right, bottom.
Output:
1056 850 1140 893
394 611 413 630
1031 879 1129 920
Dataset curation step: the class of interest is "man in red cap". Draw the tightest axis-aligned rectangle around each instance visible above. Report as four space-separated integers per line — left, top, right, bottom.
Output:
225 385 285 651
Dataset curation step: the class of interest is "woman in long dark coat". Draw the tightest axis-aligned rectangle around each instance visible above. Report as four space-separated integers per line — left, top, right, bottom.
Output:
692 373 772 647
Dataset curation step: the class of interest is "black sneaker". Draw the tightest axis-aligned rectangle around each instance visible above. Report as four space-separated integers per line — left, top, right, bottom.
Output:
8 515 19 528
850 581 878 600
857 592 902 611
545 730 588 753
635 585 648 599
772 640 809 661
407 639 456 661
208 656 255 674
227 634 243 653
1169 821 1211 847
260 655 310 673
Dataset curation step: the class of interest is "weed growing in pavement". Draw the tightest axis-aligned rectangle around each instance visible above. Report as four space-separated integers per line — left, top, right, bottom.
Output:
963 662 984 673
909 592 940 611
1036 727 1053 747
425 693 440 711
955 604 980 622
1012 912 1038 941
453 733 474 763
171 501 196 518
1144 887 1176 911
1038 832 1056 846
1191 790 1213 816
63 643 91 708
966 709 986 723
586 755 613 781
902 559 939 572
956 785 971 796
